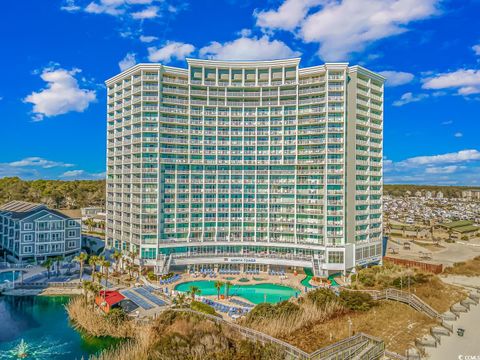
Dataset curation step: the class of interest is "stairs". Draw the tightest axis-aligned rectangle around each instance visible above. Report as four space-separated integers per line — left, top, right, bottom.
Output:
312 256 323 277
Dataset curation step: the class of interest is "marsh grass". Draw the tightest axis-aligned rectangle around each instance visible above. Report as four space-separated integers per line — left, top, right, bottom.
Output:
444 256 480 277
66 297 137 338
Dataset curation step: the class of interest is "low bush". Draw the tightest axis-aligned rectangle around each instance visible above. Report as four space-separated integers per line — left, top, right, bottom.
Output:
146 271 157 281
339 291 375 312
161 272 175 280
190 301 218 316
304 288 337 307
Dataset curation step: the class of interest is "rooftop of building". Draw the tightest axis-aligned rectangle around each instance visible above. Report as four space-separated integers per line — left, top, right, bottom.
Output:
441 220 474 228
452 225 479 233
0 200 79 220
105 58 385 85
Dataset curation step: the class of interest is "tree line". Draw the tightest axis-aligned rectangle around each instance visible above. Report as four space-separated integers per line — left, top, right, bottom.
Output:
0 177 105 209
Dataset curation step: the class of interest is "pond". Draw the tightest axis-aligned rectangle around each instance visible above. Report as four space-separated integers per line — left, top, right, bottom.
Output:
175 281 300 304
0 271 20 283
0 295 121 360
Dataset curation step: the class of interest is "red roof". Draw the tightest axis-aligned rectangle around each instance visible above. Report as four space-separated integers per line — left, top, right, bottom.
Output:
98 290 125 306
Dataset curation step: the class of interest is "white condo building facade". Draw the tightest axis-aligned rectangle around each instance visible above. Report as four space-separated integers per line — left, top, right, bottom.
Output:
105 58 384 276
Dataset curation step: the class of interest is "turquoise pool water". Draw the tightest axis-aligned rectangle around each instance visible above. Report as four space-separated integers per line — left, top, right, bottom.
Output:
175 281 300 304
0 271 20 283
0 295 120 359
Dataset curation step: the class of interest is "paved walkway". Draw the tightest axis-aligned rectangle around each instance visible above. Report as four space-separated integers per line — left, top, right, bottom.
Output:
388 237 480 267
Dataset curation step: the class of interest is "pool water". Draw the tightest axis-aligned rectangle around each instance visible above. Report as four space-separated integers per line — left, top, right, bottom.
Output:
0 295 121 359
175 281 300 304
0 271 20 283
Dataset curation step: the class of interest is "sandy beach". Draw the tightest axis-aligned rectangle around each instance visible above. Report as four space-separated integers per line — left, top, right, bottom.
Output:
426 302 480 359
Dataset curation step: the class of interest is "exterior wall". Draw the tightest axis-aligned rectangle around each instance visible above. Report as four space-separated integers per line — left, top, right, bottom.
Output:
0 210 81 260
105 59 384 275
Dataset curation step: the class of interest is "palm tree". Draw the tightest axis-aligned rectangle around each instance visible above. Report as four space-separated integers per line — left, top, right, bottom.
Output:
89 255 98 282
54 255 63 277
188 285 201 301
84 218 96 232
214 280 224 299
42 259 53 279
225 281 232 299
112 250 122 274
93 271 103 284
82 280 92 302
103 260 111 288
74 252 88 283
173 293 187 308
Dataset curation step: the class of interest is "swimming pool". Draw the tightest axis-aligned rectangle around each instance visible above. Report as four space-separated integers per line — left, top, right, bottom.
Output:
0 271 20 283
174 281 300 304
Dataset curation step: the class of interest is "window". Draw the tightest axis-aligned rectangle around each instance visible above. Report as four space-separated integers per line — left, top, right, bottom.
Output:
24 223 33 230
68 220 78 227
24 234 33 242
328 251 344 264
68 241 77 248
23 246 33 253
52 233 63 241
68 230 76 238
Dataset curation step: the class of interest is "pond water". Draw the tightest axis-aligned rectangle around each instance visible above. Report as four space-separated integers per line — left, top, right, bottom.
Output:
0 295 121 360
0 271 20 283
175 281 300 304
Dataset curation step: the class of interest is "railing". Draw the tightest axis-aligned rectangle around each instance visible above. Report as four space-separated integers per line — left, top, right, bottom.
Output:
353 288 440 319
165 308 387 359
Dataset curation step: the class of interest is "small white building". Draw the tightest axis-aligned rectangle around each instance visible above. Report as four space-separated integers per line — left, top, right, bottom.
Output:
0 201 81 262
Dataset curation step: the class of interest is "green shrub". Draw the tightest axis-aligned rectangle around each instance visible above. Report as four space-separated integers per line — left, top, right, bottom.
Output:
305 288 337 307
339 291 374 311
190 301 218 316
246 301 301 323
147 271 157 281
106 307 127 325
161 272 175 280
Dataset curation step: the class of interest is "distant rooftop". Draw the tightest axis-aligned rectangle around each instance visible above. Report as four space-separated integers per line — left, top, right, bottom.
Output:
441 220 474 228
0 200 45 213
0 200 79 220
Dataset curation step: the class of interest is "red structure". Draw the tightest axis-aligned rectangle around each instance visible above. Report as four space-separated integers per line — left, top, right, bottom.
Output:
384 257 443 274
95 290 125 313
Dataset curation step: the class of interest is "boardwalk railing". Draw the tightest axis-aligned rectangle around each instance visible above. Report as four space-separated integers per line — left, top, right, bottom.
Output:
352 288 440 319
168 308 386 360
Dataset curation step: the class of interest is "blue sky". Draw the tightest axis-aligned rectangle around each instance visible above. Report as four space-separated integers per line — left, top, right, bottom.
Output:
0 0 479 185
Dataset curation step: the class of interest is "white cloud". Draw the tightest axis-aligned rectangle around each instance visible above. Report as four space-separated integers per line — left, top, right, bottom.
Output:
422 69 480 95
441 120 453 125
85 1 125 16
139 35 158 43
425 165 462 174
256 0 440 60
378 71 414 87
454 132 463 138
24 67 96 121
255 0 321 31
61 0 81 12
9 157 74 169
199 35 300 60
148 41 195 63
60 170 106 179
393 92 428 106
81 0 158 17
473 44 480 56
384 150 480 185
118 52 137 71
397 149 480 167
131 5 159 19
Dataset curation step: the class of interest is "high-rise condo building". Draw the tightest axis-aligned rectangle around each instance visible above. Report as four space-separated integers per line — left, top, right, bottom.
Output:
105 58 384 276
